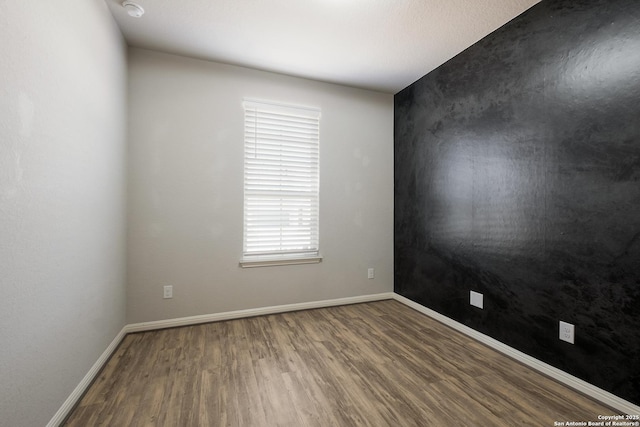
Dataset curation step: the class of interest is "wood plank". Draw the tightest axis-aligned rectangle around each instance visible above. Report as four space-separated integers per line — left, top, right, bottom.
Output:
63 300 615 426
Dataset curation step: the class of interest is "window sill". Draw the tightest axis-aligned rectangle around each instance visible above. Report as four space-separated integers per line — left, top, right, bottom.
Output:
239 255 323 268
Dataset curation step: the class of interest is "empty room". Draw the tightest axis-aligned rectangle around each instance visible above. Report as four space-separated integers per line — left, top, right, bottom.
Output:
1 0 639 426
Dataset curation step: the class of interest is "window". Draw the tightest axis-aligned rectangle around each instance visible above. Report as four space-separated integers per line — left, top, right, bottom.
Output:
240 99 321 267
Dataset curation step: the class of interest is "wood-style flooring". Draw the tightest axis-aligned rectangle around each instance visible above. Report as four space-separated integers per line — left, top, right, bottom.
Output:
64 300 614 426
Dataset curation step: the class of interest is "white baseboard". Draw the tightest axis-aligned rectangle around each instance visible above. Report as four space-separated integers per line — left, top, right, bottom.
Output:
392 293 640 415
46 326 128 427
126 292 395 333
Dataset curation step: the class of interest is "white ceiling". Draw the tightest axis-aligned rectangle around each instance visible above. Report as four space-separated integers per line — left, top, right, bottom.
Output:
105 0 540 94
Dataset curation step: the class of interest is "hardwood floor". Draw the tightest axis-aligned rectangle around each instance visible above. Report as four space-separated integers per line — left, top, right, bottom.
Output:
64 300 615 426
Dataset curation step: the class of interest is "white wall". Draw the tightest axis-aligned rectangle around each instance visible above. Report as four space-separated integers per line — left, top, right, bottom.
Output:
127 48 393 323
0 1 127 426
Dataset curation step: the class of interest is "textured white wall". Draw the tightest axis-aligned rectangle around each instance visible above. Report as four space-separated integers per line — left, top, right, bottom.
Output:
127 48 393 323
0 1 127 426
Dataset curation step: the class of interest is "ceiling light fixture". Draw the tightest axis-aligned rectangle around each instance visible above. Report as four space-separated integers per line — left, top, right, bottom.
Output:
122 1 144 18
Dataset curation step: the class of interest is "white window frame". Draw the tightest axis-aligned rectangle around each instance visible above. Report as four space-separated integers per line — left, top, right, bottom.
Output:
240 99 322 268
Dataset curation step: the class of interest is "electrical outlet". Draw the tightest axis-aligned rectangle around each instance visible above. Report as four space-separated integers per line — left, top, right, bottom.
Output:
470 291 483 309
163 285 173 299
367 268 374 279
559 321 574 344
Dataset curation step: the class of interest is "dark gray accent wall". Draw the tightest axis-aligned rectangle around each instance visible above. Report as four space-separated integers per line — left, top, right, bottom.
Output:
394 0 640 405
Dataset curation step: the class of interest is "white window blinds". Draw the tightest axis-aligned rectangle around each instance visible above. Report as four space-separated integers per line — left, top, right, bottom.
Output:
242 99 321 266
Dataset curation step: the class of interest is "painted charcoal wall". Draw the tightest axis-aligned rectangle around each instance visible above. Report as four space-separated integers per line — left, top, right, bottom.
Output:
394 0 640 404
